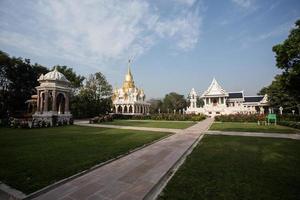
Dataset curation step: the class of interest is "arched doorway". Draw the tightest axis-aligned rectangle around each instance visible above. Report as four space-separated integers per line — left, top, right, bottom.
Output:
129 105 133 113
212 98 218 106
124 106 128 113
56 93 66 114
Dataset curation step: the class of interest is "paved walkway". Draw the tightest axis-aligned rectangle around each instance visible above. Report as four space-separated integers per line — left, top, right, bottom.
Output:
33 118 214 200
206 130 300 140
74 120 181 133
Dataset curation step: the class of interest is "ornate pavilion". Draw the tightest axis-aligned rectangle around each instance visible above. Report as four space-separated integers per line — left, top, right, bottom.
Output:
186 78 269 117
112 61 150 115
32 67 72 126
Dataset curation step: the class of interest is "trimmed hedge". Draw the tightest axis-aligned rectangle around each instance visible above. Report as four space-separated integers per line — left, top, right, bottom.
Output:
277 114 300 122
278 121 300 130
215 114 265 122
91 114 206 123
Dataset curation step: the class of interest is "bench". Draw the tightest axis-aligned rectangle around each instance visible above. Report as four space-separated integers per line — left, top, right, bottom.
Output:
266 114 277 125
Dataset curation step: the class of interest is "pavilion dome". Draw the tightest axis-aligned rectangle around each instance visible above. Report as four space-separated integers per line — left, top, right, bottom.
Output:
39 67 69 83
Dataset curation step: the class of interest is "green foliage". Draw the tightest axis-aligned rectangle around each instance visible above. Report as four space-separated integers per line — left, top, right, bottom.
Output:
161 92 187 112
0 51 49 117
278 121 300 130
215 114 265 122
112 113 206 121
100 119 196 129
260 19 300 113
71 72 113 118
149 98 163 113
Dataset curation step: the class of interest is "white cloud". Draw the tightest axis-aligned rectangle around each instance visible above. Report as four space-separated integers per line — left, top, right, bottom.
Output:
0 0 202 70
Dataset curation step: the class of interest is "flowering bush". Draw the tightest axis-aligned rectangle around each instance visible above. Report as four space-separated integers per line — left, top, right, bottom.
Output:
215 114 265 122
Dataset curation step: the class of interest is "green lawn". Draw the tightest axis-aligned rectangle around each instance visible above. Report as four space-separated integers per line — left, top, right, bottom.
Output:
159 135 300 200
0 126 169 194
210 122 300 134
101 120 197 129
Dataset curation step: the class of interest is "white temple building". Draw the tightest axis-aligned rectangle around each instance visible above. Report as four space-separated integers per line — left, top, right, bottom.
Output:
186 78 269 117
112 61 150 115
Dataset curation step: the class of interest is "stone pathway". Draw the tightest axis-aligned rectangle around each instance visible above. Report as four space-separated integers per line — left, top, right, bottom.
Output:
206 130 300 140
32 118 213 200
74 120 181 133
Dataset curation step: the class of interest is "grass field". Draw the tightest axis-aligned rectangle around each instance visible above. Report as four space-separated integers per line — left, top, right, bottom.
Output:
101 120 197 129
0 126 169 194
210 122 300 133
159 135 300 200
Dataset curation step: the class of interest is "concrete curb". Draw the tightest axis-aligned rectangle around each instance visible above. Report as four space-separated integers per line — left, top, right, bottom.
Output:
0 182 26 200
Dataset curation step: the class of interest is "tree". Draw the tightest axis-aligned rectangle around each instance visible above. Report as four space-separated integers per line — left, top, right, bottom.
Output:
272 19 300 102
71 72 113 118
163 92 187 112
0 51 48 117
149 98 163 113
259 75 298 113
260 19 300 114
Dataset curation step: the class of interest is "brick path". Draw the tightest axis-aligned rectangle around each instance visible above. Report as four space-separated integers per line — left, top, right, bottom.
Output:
32 118 213 200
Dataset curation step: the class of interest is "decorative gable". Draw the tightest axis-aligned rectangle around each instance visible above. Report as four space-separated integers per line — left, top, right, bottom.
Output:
201 78 228 97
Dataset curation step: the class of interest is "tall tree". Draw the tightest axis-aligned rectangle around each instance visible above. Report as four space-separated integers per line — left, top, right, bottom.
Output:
71 72 112 118
0 51 48 117
260 19 300 114
272 19 300 102
163 92 187 112
149 98 163 113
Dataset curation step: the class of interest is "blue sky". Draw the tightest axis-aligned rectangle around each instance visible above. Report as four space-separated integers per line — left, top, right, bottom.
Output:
0 0 299 98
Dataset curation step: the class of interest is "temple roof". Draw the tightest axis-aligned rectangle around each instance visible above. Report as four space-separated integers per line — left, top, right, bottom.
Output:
202 78 228 97
228 92 243 99
244 96 264 102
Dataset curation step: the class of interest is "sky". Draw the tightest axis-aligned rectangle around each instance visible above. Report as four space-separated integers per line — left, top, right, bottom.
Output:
0 0 299 99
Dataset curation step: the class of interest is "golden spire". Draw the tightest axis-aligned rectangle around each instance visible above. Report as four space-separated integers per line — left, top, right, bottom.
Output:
123 59 135 90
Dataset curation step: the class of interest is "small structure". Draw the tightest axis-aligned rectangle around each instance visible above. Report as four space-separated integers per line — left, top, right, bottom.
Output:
32 67 72 126
187 78 269 117
112 61 150 115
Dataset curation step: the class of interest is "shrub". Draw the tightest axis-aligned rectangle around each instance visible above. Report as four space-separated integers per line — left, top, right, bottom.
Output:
278 121 300 129
111 113 206 121
215 114 265 122
278 114 300 122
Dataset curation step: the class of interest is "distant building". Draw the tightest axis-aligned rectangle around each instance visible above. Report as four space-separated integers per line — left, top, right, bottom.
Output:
112 61 150 115
186 78 269 117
